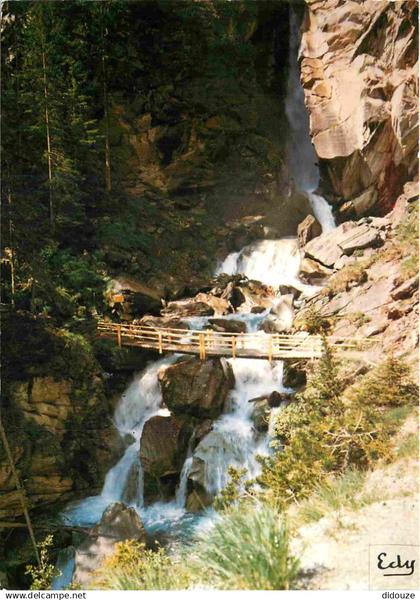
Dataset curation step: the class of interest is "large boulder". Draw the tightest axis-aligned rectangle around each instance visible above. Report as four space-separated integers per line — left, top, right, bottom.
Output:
161 299 214 318
140 414 189 502
208 318 247 334
108 277 163 318
261 295 294 333
304 221 384 268
300 257 333 283
73 502 146 587
158 356 234 419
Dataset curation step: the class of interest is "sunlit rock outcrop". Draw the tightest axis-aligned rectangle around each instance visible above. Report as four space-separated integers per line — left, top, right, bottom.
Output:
301 0 418 215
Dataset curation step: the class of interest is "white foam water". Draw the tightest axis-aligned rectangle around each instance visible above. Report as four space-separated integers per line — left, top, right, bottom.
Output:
63 356 176 526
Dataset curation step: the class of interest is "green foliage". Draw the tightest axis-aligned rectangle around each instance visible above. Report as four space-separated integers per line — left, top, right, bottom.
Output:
297 307 330 334
25 535 58 590
213 466 248 510
193 503 300 590
91 541 191 590
258 340 392 505
346 355 418 408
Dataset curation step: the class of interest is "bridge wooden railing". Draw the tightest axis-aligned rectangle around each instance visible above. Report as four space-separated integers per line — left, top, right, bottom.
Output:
97 320 373 361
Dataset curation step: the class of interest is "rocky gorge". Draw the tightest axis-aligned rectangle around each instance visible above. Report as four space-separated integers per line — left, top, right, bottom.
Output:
1 0 418 591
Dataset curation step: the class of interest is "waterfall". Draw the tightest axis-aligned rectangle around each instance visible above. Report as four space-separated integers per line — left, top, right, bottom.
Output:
217 238 301 287
216 237 319 297
63 356 175 526
285 10 335 233
56 8 334 589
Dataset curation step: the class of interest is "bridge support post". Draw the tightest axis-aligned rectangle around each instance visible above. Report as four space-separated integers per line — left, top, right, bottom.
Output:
268 336 273 363
158 331 163 354
231 336 236 359
117 325 121 348
199 332 206 360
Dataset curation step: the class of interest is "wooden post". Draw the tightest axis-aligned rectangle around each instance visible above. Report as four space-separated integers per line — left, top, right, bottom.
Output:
268 335 273 363
0 417 40 566
158 331 163 354
231 336 236 359
199 333 206 360
117 325 122 348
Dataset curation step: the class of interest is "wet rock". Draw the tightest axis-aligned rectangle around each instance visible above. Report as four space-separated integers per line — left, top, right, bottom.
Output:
283 362 307 389
185 486 212 513
194 419 214 444
248 391 291 432
138 315 185 330
297 214 322 247
278 285 302 298
250 398 271 432
194 292 230 315
225 285 247 309
159 356 234 419
140 414 189 504
251 305 267 314
261 296 294 332
140 415 186 478
73 502 146 587
208 318 247 334
161 299 214 318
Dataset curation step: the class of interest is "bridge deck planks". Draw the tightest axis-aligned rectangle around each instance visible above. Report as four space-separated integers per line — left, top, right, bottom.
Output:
97 321 372 361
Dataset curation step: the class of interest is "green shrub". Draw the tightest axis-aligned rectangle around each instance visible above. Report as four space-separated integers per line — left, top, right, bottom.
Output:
25 535 58 590
213 466 248 511
193 503 299 590
258 340 392 505
346 356 418 408
297 307 330 334
90 541 191 590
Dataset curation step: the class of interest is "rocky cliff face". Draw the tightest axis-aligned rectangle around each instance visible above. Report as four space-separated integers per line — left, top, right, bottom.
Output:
300 0 418 217
0 315 126 523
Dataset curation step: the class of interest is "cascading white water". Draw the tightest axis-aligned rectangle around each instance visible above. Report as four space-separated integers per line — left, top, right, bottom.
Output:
63 357 175 526
217 238 301 287
285 11 335 232
216 237 319 297
191 356 287 496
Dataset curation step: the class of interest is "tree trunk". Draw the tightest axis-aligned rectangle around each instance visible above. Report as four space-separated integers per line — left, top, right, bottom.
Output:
7 186 16 308
41 48 54 230
101 9 112 193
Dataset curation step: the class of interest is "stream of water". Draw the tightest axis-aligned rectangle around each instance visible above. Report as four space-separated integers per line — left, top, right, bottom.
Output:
55 9 335 587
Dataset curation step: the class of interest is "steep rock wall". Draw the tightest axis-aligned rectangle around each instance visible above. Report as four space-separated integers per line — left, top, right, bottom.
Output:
301 0 418 217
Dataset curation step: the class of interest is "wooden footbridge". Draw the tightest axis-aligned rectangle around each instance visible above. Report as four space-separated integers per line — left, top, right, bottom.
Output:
97 321 372 361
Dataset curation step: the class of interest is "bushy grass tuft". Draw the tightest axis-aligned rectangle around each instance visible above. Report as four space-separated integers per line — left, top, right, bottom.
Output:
90 541 191 590
193 503 299 590
293 470 383 526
